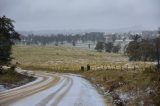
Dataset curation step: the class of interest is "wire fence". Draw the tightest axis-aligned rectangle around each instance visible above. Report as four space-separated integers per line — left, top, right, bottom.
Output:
51 64 156 72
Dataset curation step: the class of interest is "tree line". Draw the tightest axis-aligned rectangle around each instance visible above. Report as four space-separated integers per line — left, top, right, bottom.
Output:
95 41 121 53
19 32 105 46
125 33 160 69
94 32 160 69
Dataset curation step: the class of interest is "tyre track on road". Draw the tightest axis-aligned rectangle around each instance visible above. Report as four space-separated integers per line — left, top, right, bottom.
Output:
50 77 73 106
36 76 72 106
0 75 45 97
0 71 106 106
0 73 61 106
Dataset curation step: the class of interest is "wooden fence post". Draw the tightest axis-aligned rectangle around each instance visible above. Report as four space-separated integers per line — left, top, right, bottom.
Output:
81 66 84 71
87 64 90 71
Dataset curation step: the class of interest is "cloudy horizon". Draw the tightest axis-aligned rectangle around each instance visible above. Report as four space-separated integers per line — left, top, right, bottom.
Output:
0 0 160 31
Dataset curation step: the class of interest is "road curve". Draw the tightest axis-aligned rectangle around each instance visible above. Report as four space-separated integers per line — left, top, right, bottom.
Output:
0 71 106 106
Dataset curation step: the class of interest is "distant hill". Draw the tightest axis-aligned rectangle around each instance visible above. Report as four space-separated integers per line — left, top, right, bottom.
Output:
18 25 151 35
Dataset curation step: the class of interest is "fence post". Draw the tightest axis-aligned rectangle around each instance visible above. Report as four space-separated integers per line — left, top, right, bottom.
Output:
87 64 90 71
81 66 84 71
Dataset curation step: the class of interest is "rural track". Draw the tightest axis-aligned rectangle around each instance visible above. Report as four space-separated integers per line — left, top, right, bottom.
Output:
0 71 106 106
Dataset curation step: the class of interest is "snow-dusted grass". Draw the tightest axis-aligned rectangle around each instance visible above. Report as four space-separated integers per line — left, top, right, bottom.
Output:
82 67 159 105
0 69 35 90
0 85 6 92
12 45 128 72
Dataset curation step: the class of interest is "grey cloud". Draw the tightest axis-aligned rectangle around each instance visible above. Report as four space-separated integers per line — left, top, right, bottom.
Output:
0 0 160 31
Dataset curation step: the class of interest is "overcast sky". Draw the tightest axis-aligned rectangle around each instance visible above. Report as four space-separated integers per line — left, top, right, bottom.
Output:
0 0 160 31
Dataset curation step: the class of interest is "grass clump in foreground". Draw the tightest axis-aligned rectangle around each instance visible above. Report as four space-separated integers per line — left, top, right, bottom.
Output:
0 68 35 89
81 67 160 106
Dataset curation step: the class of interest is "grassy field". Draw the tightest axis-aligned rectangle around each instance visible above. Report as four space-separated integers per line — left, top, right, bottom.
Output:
12 45 129 72
11 45 160 105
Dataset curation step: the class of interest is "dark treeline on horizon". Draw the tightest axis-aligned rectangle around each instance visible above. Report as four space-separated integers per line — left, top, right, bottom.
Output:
18 29 159 46
19 32 106 45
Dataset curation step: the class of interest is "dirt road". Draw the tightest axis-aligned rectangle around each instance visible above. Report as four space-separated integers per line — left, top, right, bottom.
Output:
0 71 106 106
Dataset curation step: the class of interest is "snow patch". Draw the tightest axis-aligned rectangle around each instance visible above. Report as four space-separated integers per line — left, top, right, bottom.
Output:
0 85 7 92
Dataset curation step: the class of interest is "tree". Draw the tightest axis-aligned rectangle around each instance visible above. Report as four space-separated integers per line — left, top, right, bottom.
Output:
125 29 160 71
155 36 160 70
111 34 117 42
139 39 155 61
95 42 104 52
157 28 160 70
126 41 141 61
0 16 20 65
105 42 113 53
112 44 121 53
55 41 59 46
126 34 141 61
72 41 76 46
131 34 141 41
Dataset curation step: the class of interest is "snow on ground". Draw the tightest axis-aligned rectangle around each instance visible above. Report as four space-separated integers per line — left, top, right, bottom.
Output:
0 85 7 92
9 74 106 106
10 76 65 106
58 75 105 106
0 76 42 93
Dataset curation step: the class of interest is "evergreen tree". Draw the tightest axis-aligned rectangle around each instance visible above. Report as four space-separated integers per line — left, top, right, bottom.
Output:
0 16 20 65
95 42 104 52
112 44 121 53
105 42 113 53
